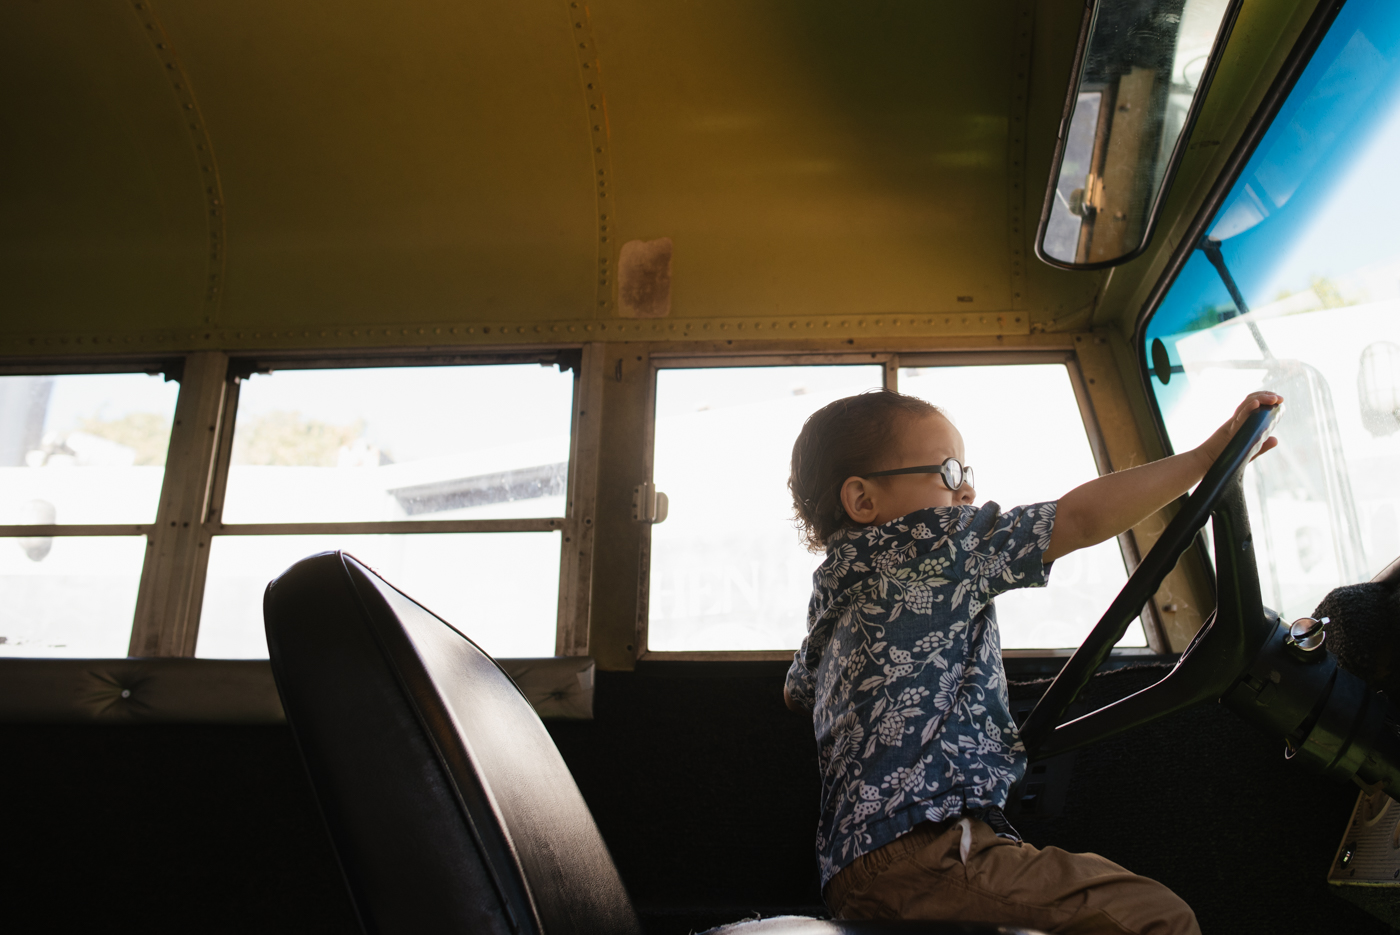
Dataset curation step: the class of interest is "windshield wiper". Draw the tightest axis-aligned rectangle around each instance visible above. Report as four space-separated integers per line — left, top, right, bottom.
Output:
1199 235 1273 359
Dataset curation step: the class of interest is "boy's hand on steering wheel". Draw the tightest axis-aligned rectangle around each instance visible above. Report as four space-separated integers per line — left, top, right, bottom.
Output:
1196 391 1282 467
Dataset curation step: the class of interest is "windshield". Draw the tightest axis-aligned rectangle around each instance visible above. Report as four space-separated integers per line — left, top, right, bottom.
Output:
1142 0 1400 621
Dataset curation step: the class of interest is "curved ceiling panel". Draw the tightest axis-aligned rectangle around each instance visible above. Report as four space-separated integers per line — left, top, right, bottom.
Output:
155 0 599 328
0 0 213 335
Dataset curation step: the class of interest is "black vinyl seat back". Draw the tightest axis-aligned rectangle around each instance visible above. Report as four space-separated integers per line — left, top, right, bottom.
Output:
264 551 642 935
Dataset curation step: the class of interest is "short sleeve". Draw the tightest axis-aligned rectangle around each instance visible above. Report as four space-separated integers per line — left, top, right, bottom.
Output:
959 500 1057 600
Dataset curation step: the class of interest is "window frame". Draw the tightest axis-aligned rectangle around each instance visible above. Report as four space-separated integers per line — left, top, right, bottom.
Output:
0 347 602 660
635 347 1164 662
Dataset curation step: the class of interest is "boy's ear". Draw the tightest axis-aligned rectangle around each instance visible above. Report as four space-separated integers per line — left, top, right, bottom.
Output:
840 476 880 525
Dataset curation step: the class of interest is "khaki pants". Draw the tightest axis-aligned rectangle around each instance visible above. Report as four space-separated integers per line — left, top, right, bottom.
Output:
825 819 1199 935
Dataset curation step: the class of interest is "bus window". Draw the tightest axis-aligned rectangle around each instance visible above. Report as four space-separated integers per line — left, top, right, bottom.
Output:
0 371 179 656
195 362 574 660
221 365 573 524
898 363 1145 649
197 532 559 659
1142 0 1400 621
645 363 884 653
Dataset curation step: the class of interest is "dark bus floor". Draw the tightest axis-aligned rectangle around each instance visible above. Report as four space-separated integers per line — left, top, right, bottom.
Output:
0 663 1388 934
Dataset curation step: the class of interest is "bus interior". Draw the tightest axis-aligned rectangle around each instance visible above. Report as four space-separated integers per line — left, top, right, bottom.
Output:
7 0 1400 931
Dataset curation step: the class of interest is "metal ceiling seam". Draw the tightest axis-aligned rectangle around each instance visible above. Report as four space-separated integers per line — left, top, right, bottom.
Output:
570 2 615 320
127 0 226 328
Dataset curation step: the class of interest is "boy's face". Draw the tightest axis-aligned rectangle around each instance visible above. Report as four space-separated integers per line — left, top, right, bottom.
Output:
840 410 975 526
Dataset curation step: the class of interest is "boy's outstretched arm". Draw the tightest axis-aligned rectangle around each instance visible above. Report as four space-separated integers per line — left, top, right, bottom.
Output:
1043 391 1281 564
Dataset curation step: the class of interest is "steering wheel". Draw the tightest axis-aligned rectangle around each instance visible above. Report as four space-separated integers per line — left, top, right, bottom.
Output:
1019 403 1400 794
1018 404 1280 755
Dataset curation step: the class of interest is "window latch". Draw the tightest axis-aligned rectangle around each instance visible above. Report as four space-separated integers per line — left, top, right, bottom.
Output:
632 482 669 524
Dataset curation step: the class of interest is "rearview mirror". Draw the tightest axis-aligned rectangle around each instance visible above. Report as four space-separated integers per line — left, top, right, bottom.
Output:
1036 0 1243 269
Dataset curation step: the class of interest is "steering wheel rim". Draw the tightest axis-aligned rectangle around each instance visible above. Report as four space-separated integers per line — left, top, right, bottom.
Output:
1017 403 1282 758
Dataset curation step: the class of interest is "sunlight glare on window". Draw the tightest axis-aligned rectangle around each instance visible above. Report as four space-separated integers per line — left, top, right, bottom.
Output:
196 532 561 659
221 364 574 524
899 364 1144 649
0 537 146 657
647 364 883 652
0 372 179 526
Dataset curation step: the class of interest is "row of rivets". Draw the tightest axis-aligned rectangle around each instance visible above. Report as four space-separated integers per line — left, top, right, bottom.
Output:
130 1 225 326
1006 0 1034 310
571 2 614 314
10 314 1026 351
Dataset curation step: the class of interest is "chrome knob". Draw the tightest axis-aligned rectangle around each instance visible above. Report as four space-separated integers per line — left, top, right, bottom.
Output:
1286 616 1328 654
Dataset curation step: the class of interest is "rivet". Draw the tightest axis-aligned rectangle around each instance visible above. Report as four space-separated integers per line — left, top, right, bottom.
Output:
121 689 131 699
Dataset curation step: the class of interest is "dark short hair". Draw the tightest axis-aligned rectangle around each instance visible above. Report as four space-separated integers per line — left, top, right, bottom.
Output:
788 389 941 552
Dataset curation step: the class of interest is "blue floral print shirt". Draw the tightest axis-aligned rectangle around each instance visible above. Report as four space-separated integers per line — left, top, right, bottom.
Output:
785 501 1056 886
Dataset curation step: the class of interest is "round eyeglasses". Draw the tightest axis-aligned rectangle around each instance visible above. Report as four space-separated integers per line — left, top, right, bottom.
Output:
862 457 974 492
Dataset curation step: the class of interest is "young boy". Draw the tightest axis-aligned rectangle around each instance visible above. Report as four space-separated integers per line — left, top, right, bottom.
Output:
784 388 1280 935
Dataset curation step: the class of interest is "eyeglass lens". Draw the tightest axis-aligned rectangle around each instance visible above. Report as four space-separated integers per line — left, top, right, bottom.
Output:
942 459 973 491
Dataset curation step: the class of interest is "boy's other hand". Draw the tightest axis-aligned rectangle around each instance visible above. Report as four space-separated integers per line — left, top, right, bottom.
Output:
1195 391 1282 467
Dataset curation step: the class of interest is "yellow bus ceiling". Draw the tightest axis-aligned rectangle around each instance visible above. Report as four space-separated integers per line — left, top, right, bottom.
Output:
4 0 1140 352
